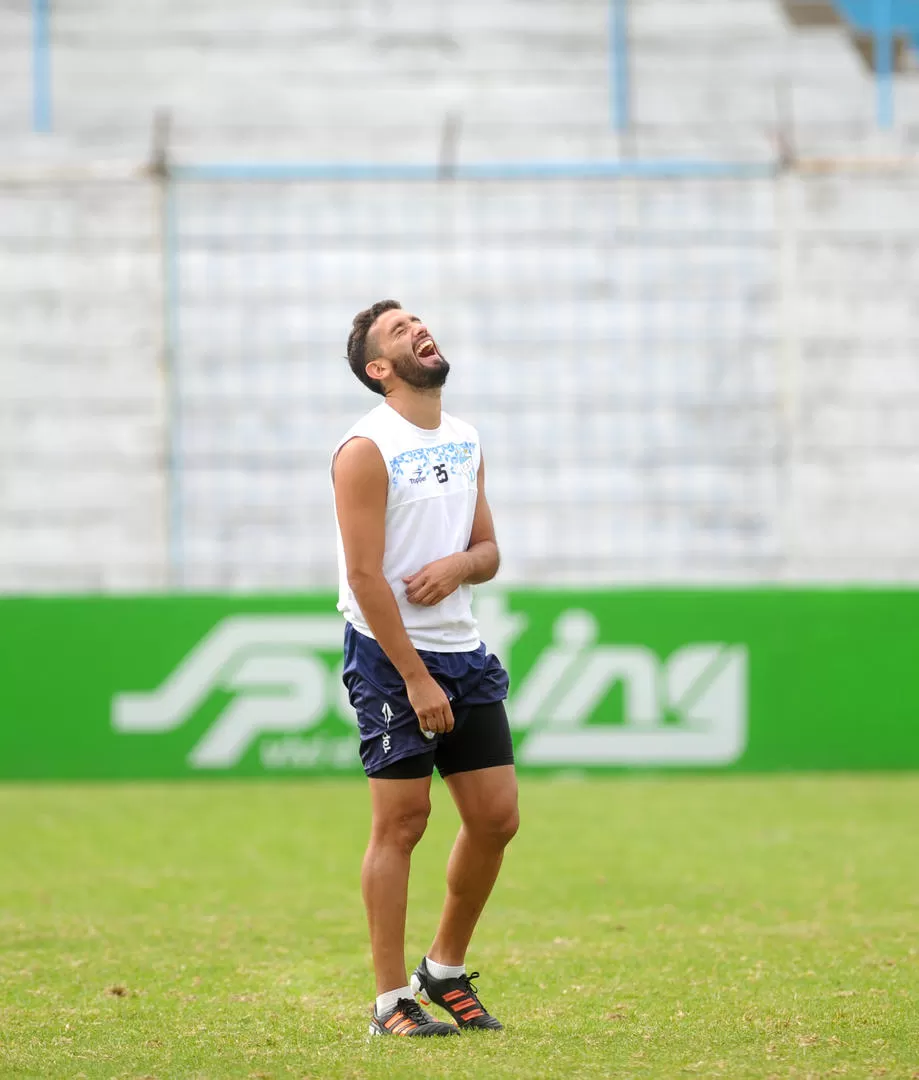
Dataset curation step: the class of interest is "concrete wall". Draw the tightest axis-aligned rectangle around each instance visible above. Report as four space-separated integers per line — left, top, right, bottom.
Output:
630 0 919 157
2 168 917 590
1 0 917 590
2 0 917 163
0 177 168 591
170 175 779 587
785 171 919 580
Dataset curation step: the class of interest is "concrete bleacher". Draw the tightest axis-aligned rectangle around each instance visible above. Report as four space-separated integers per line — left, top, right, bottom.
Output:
0 2 33 136
10 0 612 163
631 0 919 156
3 0 918 164
787 171 919 579
170 170 919 588
0 177 168 590
170 175 781 587
3 165 917 589
1 0 919 589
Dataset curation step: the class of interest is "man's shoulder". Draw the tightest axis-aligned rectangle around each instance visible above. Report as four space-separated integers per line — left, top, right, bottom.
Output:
331 406 391 480
334 404 388 447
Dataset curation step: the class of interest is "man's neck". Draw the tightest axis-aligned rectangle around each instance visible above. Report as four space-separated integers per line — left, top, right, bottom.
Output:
384 388 442 430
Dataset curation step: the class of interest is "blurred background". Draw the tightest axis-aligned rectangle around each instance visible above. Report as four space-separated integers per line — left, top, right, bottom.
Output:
2 0 918 596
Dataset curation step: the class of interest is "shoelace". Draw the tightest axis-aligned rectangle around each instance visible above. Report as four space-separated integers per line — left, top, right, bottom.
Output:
459 972 483 1000
394 997 434 1026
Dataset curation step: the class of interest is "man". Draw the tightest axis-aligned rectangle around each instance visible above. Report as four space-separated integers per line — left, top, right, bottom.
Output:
333 300 519 1038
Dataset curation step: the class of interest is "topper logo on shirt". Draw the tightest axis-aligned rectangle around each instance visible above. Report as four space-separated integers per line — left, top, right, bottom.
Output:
389 442 477 485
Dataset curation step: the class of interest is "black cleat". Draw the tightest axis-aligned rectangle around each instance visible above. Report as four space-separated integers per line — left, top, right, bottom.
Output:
411 958 504 1031
368 996 459 1037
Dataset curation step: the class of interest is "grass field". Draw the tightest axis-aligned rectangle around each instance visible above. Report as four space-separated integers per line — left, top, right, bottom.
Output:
0 776 917 1080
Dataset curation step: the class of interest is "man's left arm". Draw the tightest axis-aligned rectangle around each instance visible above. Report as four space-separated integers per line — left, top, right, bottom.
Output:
403 456 500 606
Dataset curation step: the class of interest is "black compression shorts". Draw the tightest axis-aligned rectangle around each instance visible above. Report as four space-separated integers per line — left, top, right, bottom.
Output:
368 701 515 780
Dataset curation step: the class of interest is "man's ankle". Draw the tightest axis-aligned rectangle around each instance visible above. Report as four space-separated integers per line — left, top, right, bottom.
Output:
425 955 466 980
376 985 414 1014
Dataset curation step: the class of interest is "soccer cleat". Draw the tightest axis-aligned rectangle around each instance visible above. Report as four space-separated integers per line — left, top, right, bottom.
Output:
368 996 459 1037
411 958 504 1031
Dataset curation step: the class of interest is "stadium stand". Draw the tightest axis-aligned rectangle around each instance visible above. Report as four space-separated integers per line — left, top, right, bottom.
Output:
0 177 168 590
0 2 32 135
1 0 918 590
2 0 918 162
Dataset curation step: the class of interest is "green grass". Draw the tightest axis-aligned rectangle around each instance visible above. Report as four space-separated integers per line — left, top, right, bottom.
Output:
0 777 917 1079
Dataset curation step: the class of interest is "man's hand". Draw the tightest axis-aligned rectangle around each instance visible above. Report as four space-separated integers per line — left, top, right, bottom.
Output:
403 554 469 607
406 672 455 734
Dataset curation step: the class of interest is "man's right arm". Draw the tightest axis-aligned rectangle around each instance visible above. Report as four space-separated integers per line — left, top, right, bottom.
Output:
333 436 454 734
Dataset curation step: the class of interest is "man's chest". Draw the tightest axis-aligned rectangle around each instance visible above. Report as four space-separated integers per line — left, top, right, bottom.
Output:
388 441 478 503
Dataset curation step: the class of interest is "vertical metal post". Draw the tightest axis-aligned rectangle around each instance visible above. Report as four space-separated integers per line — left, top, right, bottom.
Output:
875 0 894 128
162 173 184 588
151 112 184 589
610 0 630 132
32 0 52 132
776 158 801 578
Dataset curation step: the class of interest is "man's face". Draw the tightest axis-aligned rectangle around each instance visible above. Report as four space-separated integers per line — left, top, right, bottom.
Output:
370 308 450 391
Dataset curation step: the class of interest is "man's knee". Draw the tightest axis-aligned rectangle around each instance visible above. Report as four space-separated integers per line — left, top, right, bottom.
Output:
470 800 519 848
373 800 431 853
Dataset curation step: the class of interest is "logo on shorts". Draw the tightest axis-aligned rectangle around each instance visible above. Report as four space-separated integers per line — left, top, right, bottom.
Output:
381 702 393 753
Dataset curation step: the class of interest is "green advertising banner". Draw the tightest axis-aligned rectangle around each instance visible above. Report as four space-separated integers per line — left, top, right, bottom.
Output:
1 589 917 779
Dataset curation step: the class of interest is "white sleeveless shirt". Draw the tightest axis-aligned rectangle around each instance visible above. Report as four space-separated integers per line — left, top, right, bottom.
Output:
332 403 482 652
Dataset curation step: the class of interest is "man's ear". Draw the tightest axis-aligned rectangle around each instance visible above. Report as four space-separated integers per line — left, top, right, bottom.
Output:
366 358 390 383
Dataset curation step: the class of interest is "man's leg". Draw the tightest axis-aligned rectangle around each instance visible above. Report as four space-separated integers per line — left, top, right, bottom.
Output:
410 763 518 1030
363 770 432 994
428 763 519 966
408 696 516 1030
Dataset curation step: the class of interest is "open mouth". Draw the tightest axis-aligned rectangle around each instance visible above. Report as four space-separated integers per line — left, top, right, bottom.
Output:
414 337 439 363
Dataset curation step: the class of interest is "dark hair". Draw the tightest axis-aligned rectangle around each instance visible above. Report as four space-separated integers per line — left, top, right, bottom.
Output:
347 299 402 396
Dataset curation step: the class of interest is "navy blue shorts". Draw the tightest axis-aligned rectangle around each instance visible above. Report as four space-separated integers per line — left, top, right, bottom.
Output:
342 623 511 777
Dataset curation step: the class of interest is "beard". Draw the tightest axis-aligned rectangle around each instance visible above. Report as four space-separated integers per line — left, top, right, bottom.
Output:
390 348 450 390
